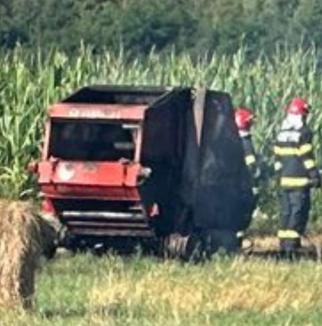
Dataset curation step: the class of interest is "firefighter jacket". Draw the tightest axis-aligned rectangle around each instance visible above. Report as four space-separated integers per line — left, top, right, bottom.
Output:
274 119 320 189
240 132 260 192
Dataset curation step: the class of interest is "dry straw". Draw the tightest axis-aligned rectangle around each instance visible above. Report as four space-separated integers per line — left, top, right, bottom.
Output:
0 199 56 309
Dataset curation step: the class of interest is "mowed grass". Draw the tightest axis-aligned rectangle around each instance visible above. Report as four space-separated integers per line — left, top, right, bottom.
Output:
2 252 322 325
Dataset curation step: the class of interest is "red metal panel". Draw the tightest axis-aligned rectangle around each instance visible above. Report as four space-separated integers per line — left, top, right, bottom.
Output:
37 160 143 200
42 121 51 160
49 103 147 121
40 185 141 201
124 164 141 187
38 161 54 183
51 161 125 186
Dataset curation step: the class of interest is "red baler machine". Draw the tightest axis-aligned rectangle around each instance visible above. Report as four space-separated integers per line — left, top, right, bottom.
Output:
30 86 254 253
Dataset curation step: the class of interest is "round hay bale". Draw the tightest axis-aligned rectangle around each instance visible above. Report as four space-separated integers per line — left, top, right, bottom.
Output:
0 199 56 309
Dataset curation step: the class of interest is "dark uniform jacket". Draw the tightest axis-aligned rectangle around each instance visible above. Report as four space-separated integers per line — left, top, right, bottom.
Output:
240 134 260 192
274 122 319 188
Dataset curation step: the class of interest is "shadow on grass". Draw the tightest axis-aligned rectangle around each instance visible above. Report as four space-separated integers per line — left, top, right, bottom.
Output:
39 306 87 319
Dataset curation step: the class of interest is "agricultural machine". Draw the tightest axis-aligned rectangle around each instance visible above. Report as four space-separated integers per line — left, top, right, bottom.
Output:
29 85 254 257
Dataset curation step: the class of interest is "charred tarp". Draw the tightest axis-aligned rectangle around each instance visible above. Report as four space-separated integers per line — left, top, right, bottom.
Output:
140 88 254 237
191 90 254 232
140 88 191 236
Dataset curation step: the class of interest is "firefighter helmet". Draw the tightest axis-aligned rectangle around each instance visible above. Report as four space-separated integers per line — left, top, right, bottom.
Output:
234 107 255 131
286 97 309 115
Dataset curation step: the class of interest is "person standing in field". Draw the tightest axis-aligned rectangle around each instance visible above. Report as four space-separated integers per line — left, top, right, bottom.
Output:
235 107 261 200
234 107 261 242
274 97 320 254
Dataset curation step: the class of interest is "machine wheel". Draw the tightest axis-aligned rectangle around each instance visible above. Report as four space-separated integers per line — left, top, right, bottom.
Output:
163 233 203 261
200 229 241 257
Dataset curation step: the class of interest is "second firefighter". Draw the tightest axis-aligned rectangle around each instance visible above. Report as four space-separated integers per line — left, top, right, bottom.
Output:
235 107 261 201
274 97 320 253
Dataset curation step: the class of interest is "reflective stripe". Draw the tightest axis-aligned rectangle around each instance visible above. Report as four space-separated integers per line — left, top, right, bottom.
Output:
274 161 282 171
274 143 313 156
245 154 256 166
299 144 313 155
277 230 300 239
280 177 310 187
274 146 298 156
236 231 244 238
303 159 316 170
252 187 259 195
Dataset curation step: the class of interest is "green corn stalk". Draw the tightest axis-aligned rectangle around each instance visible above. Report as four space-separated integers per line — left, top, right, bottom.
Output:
0 45 322 222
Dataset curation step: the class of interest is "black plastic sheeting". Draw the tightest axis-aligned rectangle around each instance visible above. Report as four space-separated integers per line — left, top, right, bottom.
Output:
192 91 253 231
139 88 254 236
140 88 190 236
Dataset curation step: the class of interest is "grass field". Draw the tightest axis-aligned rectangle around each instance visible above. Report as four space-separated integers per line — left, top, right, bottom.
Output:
2 252 322 326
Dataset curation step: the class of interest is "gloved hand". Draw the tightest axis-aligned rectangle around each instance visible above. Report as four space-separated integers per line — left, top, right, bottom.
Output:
252 186 259 196
309 177 321 188
309 170 321 188
253 166 262 181
137 166 152 185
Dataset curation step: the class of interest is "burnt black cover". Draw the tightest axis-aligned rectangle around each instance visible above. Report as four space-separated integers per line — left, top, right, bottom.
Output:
139 88 191 236
191 91 254 231
140 88 254 235
62 85 172 105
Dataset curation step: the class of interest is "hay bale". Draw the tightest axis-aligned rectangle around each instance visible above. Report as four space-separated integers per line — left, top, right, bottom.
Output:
0 199 56 309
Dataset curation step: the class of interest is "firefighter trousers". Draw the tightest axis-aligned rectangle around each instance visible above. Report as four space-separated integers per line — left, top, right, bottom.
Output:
279 188 310 251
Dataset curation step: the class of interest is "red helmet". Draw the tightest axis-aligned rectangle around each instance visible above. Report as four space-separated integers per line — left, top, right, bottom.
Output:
286 97 309 115
234 107 255 130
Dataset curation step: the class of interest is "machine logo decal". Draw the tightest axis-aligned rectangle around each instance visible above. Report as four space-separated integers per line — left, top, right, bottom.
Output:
57 163 75 181
83 162 97 171
68 108 121 119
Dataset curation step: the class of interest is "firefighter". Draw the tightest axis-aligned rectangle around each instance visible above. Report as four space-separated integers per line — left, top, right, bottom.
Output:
274 97 320 254
234 107 261 198
234 107 260 245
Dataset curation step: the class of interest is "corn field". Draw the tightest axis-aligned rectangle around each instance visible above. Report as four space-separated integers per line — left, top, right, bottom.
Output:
1 45 322 222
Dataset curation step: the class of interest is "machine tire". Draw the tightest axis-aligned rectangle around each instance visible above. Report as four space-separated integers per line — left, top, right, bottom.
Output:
163 233 203 261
